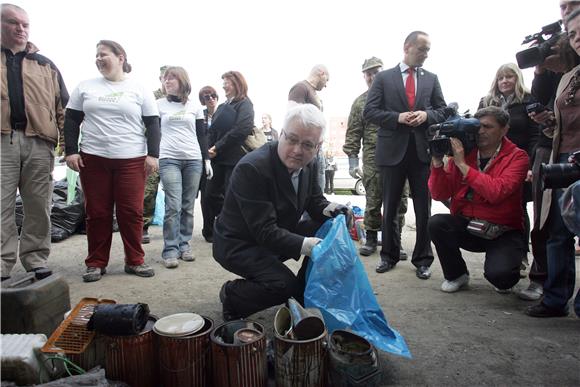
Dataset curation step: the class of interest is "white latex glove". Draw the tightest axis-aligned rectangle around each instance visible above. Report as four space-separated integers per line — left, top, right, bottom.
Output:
205 159 213 180
300 237 322 256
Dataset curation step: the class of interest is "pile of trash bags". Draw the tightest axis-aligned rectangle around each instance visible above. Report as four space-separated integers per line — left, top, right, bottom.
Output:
15 179 85 243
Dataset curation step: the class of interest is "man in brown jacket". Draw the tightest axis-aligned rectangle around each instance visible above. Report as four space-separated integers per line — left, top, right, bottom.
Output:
1 4 68 280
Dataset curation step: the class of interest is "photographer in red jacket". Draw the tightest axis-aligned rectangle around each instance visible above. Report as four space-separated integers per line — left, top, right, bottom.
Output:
428 106 529 293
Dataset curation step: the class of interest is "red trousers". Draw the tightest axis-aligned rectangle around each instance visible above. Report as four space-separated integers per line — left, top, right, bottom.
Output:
79 153 146 268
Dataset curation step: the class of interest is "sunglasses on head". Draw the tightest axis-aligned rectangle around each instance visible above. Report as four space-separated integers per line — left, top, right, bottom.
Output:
203 94 218 101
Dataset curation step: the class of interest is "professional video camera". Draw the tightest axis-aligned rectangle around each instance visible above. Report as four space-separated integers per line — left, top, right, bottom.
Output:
516 20 564 69
540 150 580 190
428 117 480 158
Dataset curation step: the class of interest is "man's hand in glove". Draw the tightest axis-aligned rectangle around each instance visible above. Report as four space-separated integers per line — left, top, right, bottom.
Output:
348 156 363 178
323 203 354 229
301 237 322 256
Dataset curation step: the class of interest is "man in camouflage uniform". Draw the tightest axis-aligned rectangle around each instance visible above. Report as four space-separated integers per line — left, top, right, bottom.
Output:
343 57 409 257
142 65 167 243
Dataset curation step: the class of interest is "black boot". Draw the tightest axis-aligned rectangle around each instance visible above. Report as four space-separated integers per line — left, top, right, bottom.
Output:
359 230 378 256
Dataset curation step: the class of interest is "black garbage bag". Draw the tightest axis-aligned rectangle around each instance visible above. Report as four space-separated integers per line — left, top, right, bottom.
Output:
51 179 85 242
15 195 23 234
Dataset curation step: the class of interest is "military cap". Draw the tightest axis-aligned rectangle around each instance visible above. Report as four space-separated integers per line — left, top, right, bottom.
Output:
361 57 383 72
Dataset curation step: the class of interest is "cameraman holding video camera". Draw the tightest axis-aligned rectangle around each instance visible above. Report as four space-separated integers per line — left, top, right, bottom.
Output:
428 107 529 293
526 8 580 318
518 0 580 302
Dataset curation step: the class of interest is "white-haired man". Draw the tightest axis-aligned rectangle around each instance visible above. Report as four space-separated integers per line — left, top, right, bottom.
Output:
213 103 350 321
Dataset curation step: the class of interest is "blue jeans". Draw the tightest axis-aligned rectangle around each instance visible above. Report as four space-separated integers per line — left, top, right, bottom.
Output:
159 159 202 259
544 153 580 316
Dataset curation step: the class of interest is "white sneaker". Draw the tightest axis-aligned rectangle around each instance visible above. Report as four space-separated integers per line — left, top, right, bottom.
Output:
441 274 469 293
163 257 179 269
517 282 543 301
519 261 529 278
180 250 195 262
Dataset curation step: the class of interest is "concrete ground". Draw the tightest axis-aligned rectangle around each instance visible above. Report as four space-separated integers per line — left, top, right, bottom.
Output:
11 193 580 386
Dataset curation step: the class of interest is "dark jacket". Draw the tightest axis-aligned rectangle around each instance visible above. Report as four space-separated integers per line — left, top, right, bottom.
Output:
429 137 529 230
208 97 254 166
531 70 560 150
213 142 330 264
363 64 448 166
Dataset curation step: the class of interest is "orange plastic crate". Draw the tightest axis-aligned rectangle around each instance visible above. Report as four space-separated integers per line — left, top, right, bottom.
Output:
41 297 116 354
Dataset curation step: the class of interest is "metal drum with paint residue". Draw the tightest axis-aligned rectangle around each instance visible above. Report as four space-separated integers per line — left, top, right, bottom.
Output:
274 326 328 386
210 320 267 387
104 316 158 387
327 329 381 387
156 315 213 387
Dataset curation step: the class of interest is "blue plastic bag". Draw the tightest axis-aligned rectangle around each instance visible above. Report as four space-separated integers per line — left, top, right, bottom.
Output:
305 215 411 358
152 186 165 226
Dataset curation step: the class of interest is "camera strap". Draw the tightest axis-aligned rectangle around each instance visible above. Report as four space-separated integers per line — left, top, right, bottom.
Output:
477 143 502 173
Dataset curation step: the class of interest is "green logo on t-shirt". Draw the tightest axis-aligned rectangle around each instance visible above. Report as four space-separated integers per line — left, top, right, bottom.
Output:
98 92 124 103
168 109 186 121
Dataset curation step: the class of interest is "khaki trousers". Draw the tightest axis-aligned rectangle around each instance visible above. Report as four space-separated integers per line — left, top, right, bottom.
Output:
1 131 54 275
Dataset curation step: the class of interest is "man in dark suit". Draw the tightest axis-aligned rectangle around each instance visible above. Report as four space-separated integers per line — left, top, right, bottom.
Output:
213 103 351 320
363 31 448 280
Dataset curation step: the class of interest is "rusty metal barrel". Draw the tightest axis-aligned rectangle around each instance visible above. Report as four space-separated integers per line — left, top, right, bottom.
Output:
104 316 159 387
274 329 328 386
327 329 381 386
210 320 267 387
156 316 213 386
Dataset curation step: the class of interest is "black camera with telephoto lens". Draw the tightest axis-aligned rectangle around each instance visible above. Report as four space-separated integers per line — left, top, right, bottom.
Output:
428 118 481 158
540 150 580 190
516 20 564 69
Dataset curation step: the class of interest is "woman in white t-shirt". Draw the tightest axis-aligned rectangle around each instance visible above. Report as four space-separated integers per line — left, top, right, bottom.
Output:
158 66 212 268
63 40 160 282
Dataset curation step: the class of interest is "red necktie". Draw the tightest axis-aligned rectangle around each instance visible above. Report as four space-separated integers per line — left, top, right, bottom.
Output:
405 67 415 111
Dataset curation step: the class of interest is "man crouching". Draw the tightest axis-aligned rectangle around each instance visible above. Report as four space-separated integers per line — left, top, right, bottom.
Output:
213 103 351 320
428 106 529 293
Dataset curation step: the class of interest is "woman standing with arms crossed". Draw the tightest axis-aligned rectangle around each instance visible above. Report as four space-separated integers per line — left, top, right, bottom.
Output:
206 71 254 233
158 67 211 268
64 40 160 282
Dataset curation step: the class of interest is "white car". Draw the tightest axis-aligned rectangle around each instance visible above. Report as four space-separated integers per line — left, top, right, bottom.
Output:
331 157 366 195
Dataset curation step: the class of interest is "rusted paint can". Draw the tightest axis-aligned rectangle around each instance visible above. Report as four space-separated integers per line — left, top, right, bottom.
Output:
156 316 213 387
274 326 328 386
210 320 267 387
66 334 107 371
104 316 158 387
327 329 381 387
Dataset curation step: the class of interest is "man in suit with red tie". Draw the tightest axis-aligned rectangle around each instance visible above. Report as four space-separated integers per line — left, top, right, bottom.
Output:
363 31 449 279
